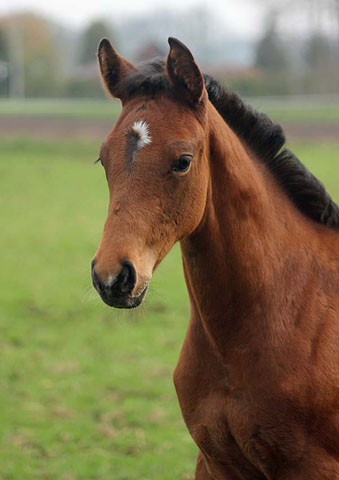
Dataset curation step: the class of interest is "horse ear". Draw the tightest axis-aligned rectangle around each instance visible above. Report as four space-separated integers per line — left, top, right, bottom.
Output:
167 37 205 104
97 39 136 99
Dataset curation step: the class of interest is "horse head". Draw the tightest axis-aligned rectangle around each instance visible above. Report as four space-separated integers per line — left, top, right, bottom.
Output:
92 38 210 308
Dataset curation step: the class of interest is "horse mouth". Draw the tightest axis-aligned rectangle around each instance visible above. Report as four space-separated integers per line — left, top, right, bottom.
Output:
99 283 148 309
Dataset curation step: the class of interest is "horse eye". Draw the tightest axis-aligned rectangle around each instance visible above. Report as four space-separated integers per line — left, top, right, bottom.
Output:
172 155 192 173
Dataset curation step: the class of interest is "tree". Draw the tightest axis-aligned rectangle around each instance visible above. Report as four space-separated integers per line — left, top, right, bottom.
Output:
255 13 289 72
0 26 8 61
80 20 113 65
305 33 333 68
0 25 9 95
1 13 63 97
331 0 339 46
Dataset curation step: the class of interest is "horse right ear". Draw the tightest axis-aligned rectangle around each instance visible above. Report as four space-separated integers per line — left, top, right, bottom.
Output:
97 39 136 99
167 37 205 105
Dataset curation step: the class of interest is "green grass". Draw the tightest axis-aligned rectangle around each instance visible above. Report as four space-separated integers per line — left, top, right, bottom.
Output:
0 99 121 120
0 138 338 480
249 97 339 124
1 97 339 124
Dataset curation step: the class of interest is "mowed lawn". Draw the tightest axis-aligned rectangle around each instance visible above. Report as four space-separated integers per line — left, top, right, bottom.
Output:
1 98 339 124
0 138 338 480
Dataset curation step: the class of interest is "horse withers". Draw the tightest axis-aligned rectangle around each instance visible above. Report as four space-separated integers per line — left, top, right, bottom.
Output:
91 37 339 479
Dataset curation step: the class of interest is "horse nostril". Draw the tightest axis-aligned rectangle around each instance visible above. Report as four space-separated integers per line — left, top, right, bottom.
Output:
91 259 102 291
118 260 136 294
91 258 97 277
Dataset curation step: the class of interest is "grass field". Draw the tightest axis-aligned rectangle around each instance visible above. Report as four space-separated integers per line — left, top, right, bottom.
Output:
1 137 339 480
0 99 121 120
1 97 339 124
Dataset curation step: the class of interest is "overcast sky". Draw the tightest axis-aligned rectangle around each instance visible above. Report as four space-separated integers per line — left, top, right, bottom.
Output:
0 0 265 38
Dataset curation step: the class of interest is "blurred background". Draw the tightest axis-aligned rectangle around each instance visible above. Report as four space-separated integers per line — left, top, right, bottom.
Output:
0 1 338 479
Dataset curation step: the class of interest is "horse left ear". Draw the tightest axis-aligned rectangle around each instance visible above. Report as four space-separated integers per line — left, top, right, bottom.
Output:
167 37 205 105
97 38 136 99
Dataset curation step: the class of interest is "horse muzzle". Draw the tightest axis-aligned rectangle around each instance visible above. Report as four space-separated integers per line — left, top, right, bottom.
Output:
91 258 149 309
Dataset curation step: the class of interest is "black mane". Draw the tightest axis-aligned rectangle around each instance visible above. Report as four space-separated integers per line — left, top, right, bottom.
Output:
204 75 339 230
120 59 339 230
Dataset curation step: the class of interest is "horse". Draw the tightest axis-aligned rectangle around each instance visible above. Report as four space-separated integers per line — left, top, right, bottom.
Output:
91 37 339 479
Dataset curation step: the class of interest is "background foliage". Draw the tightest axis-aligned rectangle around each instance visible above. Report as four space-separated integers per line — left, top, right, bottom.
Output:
1 1 339 97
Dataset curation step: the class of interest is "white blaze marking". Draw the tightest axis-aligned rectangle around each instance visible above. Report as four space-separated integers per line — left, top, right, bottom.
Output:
131 120 152 149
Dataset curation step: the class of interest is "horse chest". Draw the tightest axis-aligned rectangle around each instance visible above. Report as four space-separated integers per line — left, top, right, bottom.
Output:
174 351 258 476
174 342 310 479
174 368 265 478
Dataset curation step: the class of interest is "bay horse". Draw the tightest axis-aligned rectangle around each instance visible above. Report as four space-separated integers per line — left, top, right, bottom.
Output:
91 37 339 479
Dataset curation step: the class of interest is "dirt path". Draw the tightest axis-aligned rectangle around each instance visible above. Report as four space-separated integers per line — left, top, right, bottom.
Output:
0 117 113 140
284 123 338 142
0 116 338 141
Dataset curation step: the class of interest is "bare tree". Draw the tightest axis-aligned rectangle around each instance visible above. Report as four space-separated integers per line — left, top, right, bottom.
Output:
255 10 289 72
80 20 114 65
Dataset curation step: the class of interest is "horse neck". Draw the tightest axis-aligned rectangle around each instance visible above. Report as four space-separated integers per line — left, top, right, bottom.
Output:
180 103 308 357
